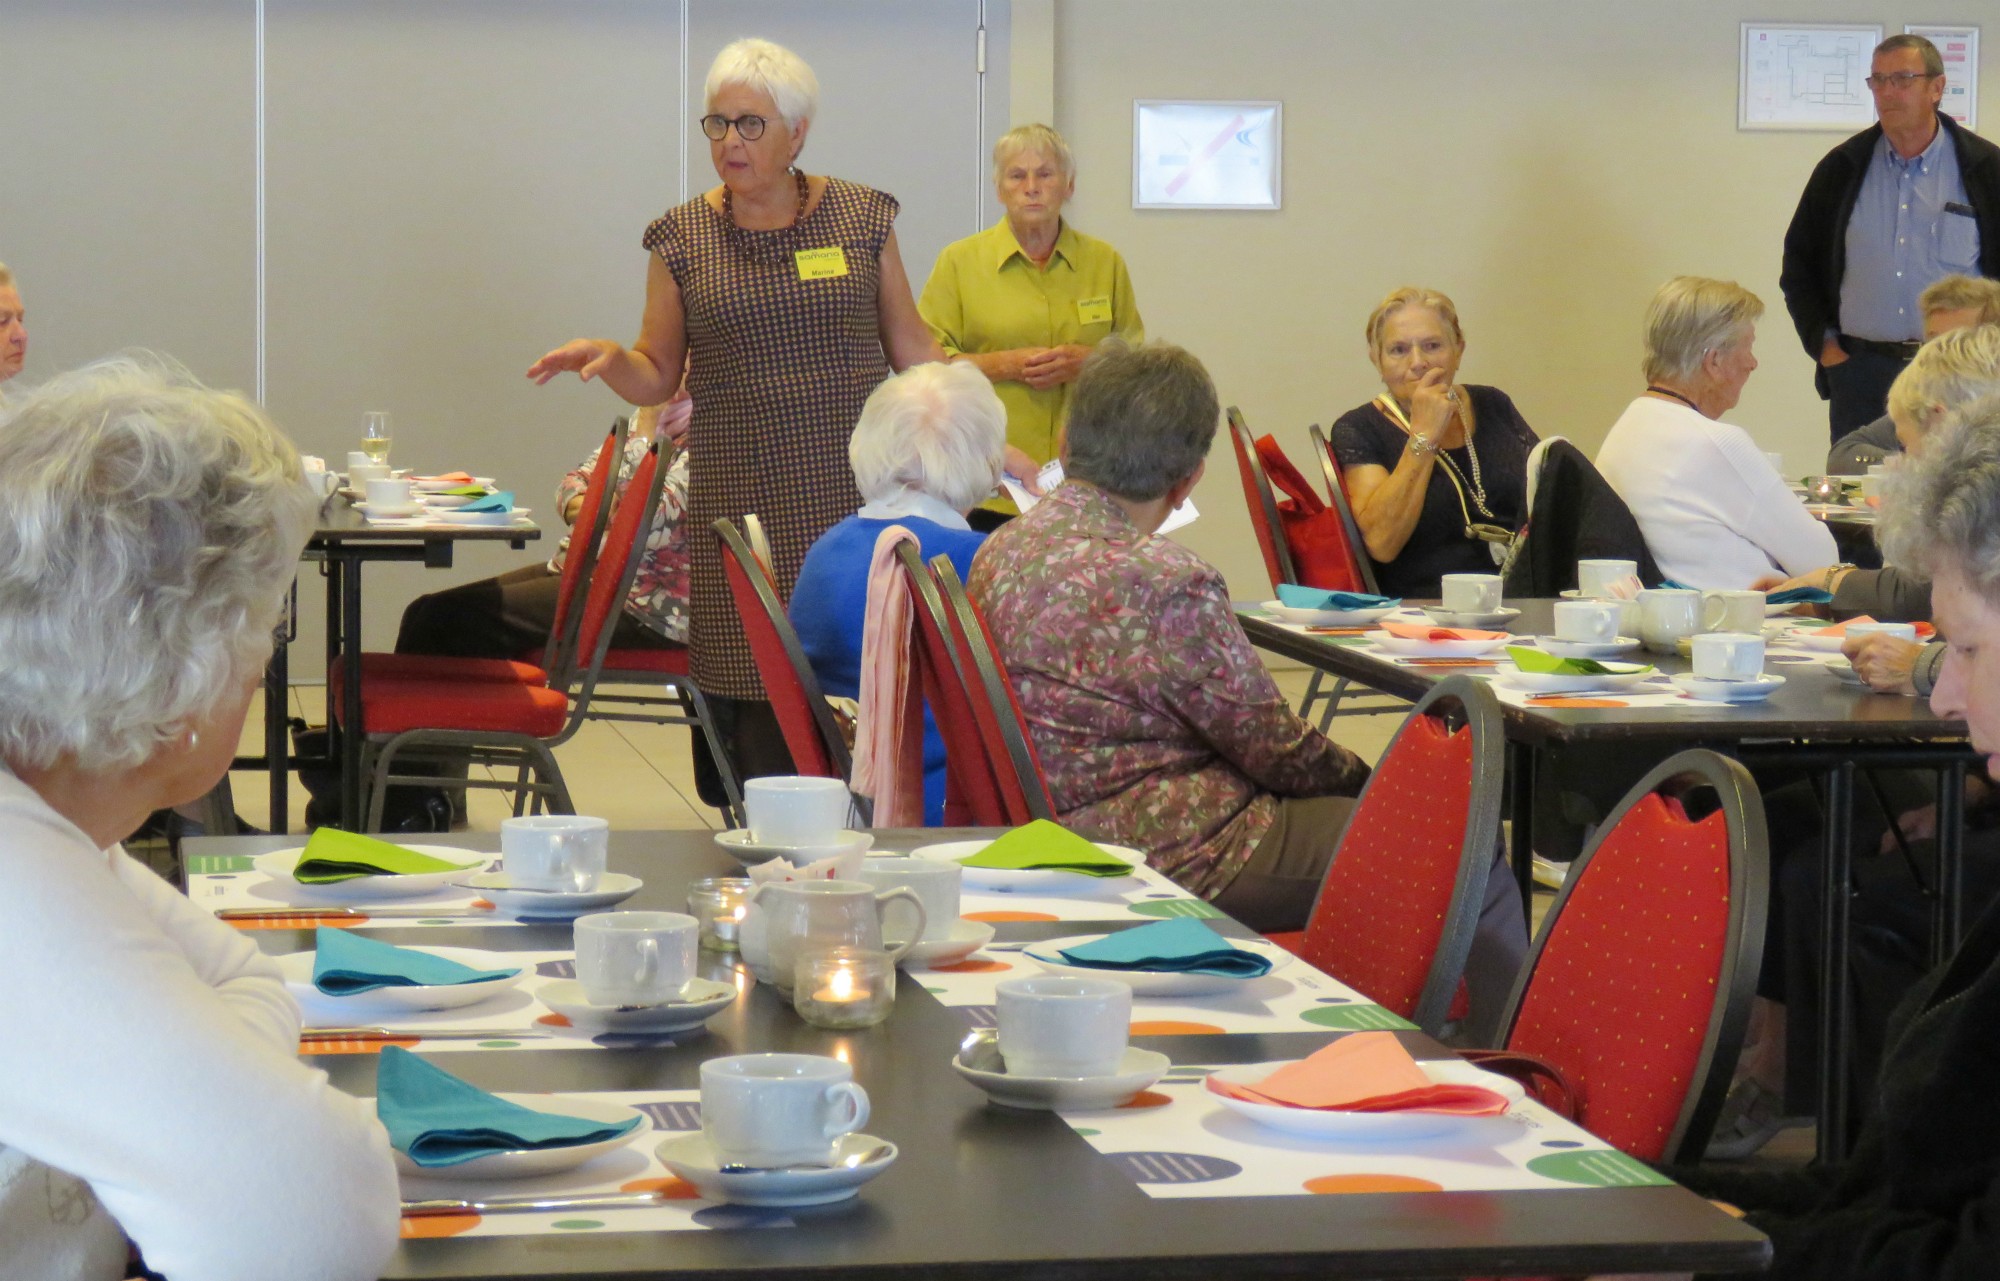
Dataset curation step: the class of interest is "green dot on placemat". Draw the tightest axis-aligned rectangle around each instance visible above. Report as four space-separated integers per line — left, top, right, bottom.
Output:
922 986 945 994
476 1040 522 1049
1127 899 1226 920
1328 636 1371 647
186 854 256 875
1072 1128 1101 1137
552 1219 607 1231
1298 1005 1416 1031
418 918 457 926
1526 1149 1670 1187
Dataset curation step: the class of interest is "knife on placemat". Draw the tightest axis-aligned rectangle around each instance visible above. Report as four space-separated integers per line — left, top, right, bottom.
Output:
217 906 494 921
403 1190 668 1217
300 1026 551 1042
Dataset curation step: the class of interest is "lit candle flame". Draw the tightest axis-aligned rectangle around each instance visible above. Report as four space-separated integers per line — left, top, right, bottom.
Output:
830 966 856 1000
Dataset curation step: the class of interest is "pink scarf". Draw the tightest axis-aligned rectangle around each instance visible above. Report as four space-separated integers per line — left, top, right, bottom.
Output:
851 525 926 827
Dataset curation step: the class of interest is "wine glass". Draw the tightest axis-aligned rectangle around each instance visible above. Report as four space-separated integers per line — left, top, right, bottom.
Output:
362 411 393 465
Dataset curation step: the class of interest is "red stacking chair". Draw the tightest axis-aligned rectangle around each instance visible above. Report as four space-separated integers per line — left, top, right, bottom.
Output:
894 540 1008 827
334 440 671 829
1306 422 1380 596
928 555 1057 825
1263 676 1503 1038
713 515 853 782
1494 749 1769 1163
1226 406 1299 590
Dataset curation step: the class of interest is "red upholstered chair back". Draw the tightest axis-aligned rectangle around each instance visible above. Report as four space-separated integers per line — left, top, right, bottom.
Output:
1226 407 1298 591
1291 677 1501 1035
1497 749 1768 1164
572 440 661 675
930 555 1057 824
712 517 850 779
1307 422 1381 596
895 541 1008 826
542 416 629 676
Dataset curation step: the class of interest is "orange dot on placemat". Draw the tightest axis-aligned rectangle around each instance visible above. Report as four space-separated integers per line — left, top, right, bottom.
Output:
1531 698 1628 709
1128 1020 1225 1036
929 958 1013 974
402 1213 481 1238
1116 1090 1173 1109
964 910 1061 923
618 1176 701 1200
1303 1174 1444 1195
535 1013 573 1028
471 898 497 910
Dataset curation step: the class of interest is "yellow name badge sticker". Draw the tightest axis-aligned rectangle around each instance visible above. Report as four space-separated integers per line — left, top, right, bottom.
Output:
1076 295 1113 325
795 246 849 280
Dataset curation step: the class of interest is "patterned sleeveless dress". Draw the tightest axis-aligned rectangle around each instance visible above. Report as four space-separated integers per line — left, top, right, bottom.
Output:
643 177 897 698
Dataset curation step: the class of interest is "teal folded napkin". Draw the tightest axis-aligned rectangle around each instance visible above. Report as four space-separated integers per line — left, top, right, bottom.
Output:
311 927 518 995
1032 919 1272 978
1275 584 1399 611
459 490 515 513
375 1046 640 1168
1766 586 1833 605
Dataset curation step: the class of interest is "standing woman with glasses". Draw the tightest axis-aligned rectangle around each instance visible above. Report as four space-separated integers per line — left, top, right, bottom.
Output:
529 37 941 792
1330 286 1539 599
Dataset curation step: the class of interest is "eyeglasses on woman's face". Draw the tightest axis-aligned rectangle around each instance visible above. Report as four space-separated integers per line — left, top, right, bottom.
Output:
701 113 768 142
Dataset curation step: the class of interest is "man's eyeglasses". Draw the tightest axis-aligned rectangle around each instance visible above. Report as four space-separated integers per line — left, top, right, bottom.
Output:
1864 71 1939 91
700 113 768 142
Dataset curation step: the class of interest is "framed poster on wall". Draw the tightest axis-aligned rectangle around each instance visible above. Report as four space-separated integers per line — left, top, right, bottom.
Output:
1907 24 1979 130
1739 23 1883 131
1133 100 1281 210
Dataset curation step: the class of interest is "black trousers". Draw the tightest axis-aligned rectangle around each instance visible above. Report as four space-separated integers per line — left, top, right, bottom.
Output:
1824 349 1910 447
394 563 675 660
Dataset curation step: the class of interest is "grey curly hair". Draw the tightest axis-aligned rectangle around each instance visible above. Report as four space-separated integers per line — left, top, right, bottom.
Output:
1880 391 2000 603
0 354 315 771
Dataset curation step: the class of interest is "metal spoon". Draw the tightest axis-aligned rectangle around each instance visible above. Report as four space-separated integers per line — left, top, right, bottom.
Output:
716 1142 892 1174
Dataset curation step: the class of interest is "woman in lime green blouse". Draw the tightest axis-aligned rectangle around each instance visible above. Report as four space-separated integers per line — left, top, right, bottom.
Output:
920 124 1144 528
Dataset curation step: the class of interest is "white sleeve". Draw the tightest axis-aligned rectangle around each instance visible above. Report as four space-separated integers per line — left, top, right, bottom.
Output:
0 807 400 1281
1719 427 1839 576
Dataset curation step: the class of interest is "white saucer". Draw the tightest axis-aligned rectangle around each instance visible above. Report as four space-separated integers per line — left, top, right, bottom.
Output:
1420 605 1520 628
452 870 642 919
418 492 484 509
253 846 490 903
1494 664 1653 694
1204 1058 1525 1143
440 507 531 526
1367 631 1512 658
277 945 525 1015
952 1036 1170 1111
889 918 996 968
1831 661 1870 686
1021 933 1293 996
655 1132 897 1207
909 839 1143 891
1533 635 1643 660
537 976 738 1033
713 828 873 868
393 1096 650 1180
412 476 496 492
1261 600 1398 627
354 501 426 519
1671 672 1785 703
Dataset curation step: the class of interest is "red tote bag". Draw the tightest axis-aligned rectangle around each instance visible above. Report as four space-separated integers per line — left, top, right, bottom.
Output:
1254 435 1366 593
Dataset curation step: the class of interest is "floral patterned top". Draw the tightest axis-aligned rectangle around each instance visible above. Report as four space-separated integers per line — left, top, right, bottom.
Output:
968 481 1369 898
551 429 691 645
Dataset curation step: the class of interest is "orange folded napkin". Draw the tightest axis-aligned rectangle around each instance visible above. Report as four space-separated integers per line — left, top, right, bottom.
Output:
413 471 475 484
1379 620 1509 642
1206 1031 1511 1115
1814 617 1934 640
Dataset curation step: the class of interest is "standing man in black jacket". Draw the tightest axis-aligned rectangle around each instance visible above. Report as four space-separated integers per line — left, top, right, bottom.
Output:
1780 33 2000 445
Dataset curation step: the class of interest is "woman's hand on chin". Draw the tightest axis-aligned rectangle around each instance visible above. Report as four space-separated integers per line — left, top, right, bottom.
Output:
1407 367 1457 437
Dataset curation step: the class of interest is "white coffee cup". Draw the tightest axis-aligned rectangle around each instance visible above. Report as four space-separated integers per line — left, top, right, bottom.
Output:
1692 632 1764 682
1439 573 1502 615
364 476 415 509
347 450 373 470
301 465 338 499
1637 588 1702 654
500 813 608 892
1845 621 1919 644
1576 559 1638 600
995 976 1131 1079
1702 589 1766 636
743 776 852 846
347 462 390 484
700 1053 870 1169
1764 450 1787 478
858 856 960 942
1859 473 1885 505
573 910 697 1007
1552 599 1622 644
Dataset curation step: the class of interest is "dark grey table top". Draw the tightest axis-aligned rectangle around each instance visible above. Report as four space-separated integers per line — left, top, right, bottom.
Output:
184 829 1767 1280
311 497 542 547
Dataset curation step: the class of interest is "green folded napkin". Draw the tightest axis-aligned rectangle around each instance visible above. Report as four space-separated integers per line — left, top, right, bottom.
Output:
1033 919 1271 977
1506 646 1651 677
437 484 491 496
375 1046 640 1168
310 927 518 996
960 820 1136 877
291 829 469 884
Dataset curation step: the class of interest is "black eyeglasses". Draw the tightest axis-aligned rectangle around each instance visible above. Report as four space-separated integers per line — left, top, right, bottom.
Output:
1864 71 1939 90
700 113 768 142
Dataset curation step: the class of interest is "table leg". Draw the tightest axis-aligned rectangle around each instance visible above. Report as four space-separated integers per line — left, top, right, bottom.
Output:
1932 762 1968 965
264 633 289 835
1507 739 1537 915
339 553 366 831
1816 759 1856 1163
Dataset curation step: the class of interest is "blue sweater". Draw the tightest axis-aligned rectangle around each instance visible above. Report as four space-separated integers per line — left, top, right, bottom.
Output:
789 514 987 825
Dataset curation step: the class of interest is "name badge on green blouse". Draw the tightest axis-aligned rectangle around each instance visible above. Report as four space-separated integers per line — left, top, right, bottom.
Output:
1076 295 1113 325
795 247 849 280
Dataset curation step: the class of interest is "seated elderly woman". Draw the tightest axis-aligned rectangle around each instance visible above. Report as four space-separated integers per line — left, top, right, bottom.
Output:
1596 276 1839 589
0 357 398 1280
1681 391 2000 1278
969 340 1527 1032
0 260 26 396
789 361 1004 824
1827 274 2000 473
1331 286 1538 598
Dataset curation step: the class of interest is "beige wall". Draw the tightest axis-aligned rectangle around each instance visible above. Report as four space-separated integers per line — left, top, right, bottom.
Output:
1045 1 1995 602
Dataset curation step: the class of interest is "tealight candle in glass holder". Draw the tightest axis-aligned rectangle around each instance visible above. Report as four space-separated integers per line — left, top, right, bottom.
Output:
793 946 895 1029
1804 474 1844 503
687 877 754 952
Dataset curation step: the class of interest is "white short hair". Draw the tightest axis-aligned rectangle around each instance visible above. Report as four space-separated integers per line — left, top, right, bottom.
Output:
1888 324 2000 438
848 362 1007 514
1882 391 2000 601
705 37 819 128
0 354 316 772
1642 276 1764 384
992 124 1075 188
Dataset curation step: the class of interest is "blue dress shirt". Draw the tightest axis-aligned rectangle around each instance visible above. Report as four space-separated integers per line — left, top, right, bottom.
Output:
1839 126 1980 342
